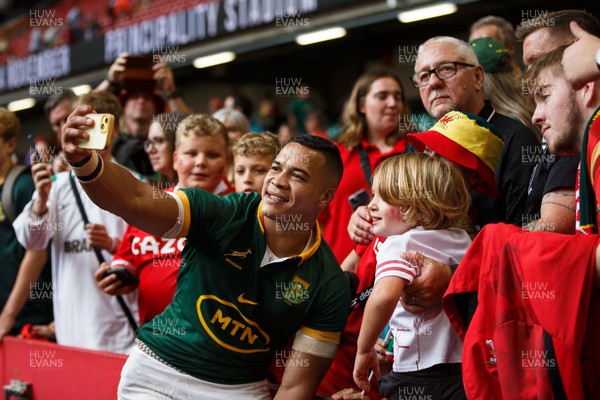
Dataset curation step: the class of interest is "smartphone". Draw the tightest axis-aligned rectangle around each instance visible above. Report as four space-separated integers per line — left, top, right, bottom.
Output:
124 55 155 82
103 267 139 287
348 189 370 211
78 114 114 150
27 134 42 162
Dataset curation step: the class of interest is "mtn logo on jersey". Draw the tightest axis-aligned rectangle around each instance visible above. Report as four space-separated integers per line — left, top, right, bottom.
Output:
197 294 270 354
224 247 252 270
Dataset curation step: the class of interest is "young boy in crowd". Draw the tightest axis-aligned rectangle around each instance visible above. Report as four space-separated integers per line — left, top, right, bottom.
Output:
354 152 472 400
232 132 280 194
172 114 233 196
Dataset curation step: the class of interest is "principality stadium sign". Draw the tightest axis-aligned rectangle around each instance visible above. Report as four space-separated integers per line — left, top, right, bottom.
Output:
105 0 321 62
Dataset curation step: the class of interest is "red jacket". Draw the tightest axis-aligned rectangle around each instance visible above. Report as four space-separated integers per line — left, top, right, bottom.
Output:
444 223 599 399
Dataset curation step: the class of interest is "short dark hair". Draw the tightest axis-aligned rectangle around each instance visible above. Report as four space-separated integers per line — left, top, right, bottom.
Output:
516 9 600 41
43 88 77 119
290 134 343 186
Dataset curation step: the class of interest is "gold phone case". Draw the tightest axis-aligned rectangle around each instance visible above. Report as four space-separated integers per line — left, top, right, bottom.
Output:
78 114 114 150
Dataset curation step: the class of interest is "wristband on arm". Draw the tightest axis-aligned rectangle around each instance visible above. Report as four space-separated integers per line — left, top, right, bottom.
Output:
70 151 104 183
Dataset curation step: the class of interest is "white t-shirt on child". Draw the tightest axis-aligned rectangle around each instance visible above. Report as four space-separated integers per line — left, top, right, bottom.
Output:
374 226 471 372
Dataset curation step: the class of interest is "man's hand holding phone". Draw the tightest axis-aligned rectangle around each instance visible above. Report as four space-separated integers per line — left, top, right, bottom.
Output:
77 113 114 150
61 105 97 165
95 262 139 296
30 154 54 217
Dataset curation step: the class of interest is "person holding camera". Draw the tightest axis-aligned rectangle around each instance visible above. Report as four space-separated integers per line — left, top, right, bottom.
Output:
11 91 138 354
97 53 191 180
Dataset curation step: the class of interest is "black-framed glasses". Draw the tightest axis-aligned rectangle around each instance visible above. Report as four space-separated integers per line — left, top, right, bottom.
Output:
410 61 475 88
144 137 167 151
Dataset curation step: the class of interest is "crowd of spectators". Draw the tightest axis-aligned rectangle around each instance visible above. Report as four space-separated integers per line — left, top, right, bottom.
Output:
1 7 600 400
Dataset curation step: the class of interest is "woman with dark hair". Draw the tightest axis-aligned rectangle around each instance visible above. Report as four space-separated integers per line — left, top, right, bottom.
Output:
320 70 409 263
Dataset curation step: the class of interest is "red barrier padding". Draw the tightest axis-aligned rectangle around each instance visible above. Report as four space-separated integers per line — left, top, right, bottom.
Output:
0 337 126 399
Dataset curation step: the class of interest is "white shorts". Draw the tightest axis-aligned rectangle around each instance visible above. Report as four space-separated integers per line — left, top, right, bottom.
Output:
118 345 271 399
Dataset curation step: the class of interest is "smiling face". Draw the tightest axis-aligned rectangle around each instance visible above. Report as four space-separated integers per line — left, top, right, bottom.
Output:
173 133 227 191
261 142 335 229
531 67 583 157
146 122 174 177
415 41 484 120
367 188 412 238
360 77 403 138
234 153 273 194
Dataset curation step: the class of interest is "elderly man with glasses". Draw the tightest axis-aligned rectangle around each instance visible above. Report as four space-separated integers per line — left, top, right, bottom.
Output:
390 37 540 317
411 36 539 229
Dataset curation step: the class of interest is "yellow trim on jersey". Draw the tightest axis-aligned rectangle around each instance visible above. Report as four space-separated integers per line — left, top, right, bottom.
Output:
298 326 341 343
256 200 320 265
590 142 600 186
298 222 321 266
175 189 191 237
257 200 265 233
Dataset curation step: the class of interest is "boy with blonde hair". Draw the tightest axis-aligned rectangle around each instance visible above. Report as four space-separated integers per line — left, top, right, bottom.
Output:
174 114 232 195
232 132 279 194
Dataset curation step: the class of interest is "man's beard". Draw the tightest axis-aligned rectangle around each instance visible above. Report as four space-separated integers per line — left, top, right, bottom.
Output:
549 94 583 157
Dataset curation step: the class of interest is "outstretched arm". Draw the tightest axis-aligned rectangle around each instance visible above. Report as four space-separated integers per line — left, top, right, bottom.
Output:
61 105 179 236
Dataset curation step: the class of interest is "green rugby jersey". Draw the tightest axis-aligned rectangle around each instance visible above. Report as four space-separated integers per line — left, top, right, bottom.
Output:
137 189 351 384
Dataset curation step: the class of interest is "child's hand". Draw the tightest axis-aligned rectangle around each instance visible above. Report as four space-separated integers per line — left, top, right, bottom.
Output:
353 349 379 392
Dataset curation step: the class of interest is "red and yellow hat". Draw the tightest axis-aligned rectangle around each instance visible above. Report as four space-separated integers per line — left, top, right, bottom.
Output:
408 111 504 197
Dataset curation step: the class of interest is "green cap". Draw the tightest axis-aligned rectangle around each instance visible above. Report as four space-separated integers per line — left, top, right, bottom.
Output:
469 37 512 73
